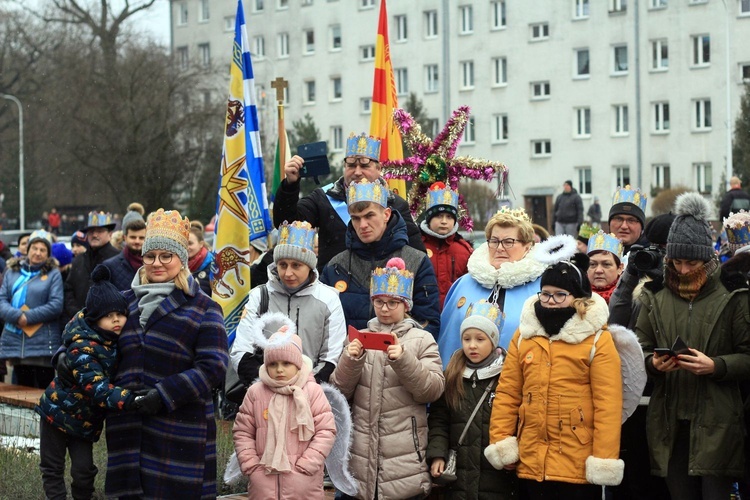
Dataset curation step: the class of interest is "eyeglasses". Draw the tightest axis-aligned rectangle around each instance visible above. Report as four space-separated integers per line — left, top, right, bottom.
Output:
143 253 174 265
373 298 402 310
610 215 640 226
537 291 571 304
344 157 375 167
487 238 522 250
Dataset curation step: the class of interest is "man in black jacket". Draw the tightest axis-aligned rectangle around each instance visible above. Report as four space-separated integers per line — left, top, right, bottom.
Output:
719 176 750 222
63 212 120 320
273 132 425 270
102 217 146 291
552 180 584 236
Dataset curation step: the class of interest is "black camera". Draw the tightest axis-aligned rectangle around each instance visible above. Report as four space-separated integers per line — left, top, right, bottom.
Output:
631 244 664 272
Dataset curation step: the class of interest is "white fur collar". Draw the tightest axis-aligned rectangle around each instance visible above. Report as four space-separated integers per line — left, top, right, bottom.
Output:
243 311 297 350
467 242 547 289
518 292 609 345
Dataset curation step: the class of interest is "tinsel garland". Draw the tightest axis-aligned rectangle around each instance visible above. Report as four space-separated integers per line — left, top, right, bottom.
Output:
383 106 508 231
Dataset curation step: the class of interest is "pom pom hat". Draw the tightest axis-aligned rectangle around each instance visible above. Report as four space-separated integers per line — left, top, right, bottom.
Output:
667 192 714 262
460 300 504 348
142 209 191 266
86 264 128 321
370 257 415 311
264 328 304 370
274 220 317 270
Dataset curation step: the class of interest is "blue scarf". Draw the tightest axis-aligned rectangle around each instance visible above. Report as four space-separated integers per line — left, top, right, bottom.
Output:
5 262 42 335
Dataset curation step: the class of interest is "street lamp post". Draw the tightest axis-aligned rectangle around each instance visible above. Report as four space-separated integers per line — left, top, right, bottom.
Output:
1 94 24 231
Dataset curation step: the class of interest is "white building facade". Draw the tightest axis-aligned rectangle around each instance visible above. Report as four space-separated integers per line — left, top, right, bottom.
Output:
171 0 750 227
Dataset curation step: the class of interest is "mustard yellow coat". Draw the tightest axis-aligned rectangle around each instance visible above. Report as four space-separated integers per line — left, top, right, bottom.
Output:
484 293 624 486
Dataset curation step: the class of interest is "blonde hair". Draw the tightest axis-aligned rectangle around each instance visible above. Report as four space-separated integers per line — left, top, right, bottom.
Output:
138 267 191 292
189 225 211 250
485 208 534 244
572 297 595 317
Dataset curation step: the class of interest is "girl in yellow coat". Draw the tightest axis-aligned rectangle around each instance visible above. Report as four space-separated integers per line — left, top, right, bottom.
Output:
484 236 623 499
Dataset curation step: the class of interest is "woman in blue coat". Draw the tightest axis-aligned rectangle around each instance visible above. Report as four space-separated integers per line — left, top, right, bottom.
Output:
0 230 63 388
104 209 228 500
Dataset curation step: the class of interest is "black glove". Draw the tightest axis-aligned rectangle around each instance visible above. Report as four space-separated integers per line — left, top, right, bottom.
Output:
133 388 164 416
55 352 77 387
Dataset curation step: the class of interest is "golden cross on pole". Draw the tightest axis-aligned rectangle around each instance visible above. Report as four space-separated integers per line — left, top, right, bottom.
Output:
270 77 289 183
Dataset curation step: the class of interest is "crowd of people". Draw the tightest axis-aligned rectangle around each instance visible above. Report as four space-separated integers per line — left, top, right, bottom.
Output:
1 131 750 500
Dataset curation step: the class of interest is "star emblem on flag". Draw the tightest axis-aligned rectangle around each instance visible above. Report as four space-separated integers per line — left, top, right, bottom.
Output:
218 155 250 225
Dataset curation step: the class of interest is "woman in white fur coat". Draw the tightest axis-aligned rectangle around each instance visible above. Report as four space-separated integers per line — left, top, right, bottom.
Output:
484 240 624 499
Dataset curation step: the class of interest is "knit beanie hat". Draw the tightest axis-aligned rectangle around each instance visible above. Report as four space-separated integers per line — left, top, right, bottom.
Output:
460 300 504 348
540 252 592 298
86 265 129 321
142 209 190 266
52 242 73 267
667 192 714 262
273 220 317 270
71 230 88 248
264 329 304 370
608 185 648 229
121 202 146 232
644 212 676 246
27 229 53 255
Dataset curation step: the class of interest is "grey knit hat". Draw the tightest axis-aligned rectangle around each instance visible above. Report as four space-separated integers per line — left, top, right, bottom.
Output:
273 221 317 270
666 192 714 262
460 300 504 349
142 209 190 266
121 202 145 231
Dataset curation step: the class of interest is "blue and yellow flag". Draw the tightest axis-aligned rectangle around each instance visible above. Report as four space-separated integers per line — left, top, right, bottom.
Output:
212 0 272 346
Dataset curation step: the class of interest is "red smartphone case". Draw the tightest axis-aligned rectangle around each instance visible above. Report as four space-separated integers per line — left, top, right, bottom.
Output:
347 325 394 351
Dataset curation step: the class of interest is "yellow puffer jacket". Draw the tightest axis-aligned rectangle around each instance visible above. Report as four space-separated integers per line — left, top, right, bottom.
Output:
484 293 624 486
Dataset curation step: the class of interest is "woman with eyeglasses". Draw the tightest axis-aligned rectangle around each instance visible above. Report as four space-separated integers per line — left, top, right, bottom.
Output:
437 208 547 368
485 237 624 499
103 209 229 499
331 257 444 500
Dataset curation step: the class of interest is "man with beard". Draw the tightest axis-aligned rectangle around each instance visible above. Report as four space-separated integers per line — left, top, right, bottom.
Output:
63 212 120 320
102 217 146 291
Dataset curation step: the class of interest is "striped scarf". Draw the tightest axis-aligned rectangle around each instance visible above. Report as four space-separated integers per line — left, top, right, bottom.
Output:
664 257 718 302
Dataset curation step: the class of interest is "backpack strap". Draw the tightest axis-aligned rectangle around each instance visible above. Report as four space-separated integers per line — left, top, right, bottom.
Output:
588 329 604 364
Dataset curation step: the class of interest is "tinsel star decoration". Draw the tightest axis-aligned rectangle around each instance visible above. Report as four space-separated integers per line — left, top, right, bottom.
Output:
382 105 508 231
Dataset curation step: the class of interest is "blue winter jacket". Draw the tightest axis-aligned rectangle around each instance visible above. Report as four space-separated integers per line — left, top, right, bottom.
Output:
320 210 441 338
102 250 138 292
0 257 63 361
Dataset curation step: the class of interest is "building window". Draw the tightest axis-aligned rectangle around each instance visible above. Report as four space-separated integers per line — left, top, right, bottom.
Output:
575 107 591 138
304 30 315 54
742 0 750 14
689 0 708 4
360 0 375 8
224 16 235 31
253 36 265 58
330 77 342 101
425 64 439 93
531 81 551 100
395 15 408 42
198 43 210 67
176 46 188 69
742 63 750 82
492 57 507 86
574 0 590 19
653 164 671 189
278 33 289 57
575 48 590 77
653 102 670 132
692 35 710 67
360 45 375 61
613 45 628 74
396 68 408 95
302 0 313 5
530 23 549 41
695 163 712 194
613 104 629 135
610 0 627 13
463 116 476 144
253 0 264 11
198 0 209 21
177 2 188 25
492 114 509 143
693 99 712 130
305 80 316 104
615 166 631 187
330 25 342 50
460 61 474 89
651 39 668 70
360 97 371 114
649 0 667 8
277 0 289 9
459 5 473 34
531 140 552 158
577 167 592 195
491 1 507 29
331 126 343 151
424 10 438 38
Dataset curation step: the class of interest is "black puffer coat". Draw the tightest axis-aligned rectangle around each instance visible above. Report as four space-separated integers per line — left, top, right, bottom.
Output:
427 353 518 499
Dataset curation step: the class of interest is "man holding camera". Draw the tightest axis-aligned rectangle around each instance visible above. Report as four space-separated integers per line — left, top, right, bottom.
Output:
273 133 425 270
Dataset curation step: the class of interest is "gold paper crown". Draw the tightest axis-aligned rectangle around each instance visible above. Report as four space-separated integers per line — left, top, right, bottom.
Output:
491 206 532 225
145 208 191 248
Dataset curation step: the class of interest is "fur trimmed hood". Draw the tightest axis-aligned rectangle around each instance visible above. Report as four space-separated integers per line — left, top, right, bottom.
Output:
519 292 609 344
467 242 547 289
6 256 58 273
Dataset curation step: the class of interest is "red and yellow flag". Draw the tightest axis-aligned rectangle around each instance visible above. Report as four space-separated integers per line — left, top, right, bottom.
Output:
369 0 406 196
